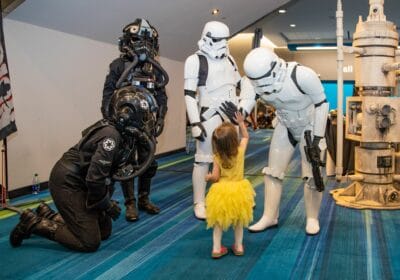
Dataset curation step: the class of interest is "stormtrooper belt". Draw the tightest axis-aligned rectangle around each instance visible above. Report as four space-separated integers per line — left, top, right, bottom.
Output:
200 107 225 122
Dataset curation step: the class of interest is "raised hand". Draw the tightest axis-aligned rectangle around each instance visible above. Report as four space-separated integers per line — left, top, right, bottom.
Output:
220 101 238 125
234 111 245 124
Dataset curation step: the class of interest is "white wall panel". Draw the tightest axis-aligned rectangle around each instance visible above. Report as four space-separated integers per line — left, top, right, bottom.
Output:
4 19 185 190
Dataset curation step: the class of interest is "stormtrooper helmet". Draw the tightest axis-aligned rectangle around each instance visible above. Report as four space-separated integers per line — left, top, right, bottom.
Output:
198 21 230 60
243 47 286 94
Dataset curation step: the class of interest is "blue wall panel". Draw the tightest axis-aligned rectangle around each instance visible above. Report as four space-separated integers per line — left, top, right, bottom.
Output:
322 81 355 113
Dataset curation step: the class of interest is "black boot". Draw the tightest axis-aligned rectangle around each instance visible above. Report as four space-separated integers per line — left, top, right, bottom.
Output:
138 195 160 214
125 200 139 221
36 202 65 224
31 217 60 240
10 209 40 247
121 180 139 222
138 177 160 214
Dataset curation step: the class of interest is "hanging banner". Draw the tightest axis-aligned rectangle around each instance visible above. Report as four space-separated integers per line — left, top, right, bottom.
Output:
0 3 17 140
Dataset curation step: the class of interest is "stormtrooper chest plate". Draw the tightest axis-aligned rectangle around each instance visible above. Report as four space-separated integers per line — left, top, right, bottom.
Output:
198 57 239 107
260 73 313 111
260 75 314 128
203 58 238 91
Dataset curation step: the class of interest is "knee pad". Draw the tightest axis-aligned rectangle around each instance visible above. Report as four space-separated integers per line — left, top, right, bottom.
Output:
194 161 209 168
262 166 285 180
303 177 317 191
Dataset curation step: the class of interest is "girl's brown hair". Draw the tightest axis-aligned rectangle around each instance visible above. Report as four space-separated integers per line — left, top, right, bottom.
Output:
212 122 239 169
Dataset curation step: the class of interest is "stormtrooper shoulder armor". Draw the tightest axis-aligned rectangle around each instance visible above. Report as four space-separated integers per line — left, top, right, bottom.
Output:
293 65 325 104
239 76 257 115
184 54 200 91
293 65 328 137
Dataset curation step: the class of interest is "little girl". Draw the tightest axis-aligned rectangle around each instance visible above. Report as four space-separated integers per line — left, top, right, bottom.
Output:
205 112 255 259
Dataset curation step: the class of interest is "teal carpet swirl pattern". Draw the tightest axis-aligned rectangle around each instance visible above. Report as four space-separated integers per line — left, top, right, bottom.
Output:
1 129 400 279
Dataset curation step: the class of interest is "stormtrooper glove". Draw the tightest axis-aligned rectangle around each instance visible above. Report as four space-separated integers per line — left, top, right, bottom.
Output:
191 122 207 142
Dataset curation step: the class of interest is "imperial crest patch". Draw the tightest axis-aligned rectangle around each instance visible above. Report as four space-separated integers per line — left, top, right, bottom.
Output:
102 138 116 151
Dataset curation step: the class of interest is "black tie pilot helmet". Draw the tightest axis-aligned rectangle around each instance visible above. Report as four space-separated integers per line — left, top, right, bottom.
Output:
109 86 158 135
109 86 158 182
118 18 159 60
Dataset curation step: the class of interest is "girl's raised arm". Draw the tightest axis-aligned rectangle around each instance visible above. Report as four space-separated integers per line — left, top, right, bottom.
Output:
235 111 249 150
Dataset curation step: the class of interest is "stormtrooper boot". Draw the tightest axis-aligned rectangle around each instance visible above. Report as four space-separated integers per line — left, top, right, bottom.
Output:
304 184 323 235
249 175 282 232
193 202 206 220
192 162 209 220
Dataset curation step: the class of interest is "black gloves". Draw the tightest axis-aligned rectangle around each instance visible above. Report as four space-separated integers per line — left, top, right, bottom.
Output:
191 122 207 142
154 118 165 137
309 135 323 163
220 101 239 125
105 200 121 221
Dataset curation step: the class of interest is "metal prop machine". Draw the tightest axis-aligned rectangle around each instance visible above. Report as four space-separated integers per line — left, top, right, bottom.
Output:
332 0 400 209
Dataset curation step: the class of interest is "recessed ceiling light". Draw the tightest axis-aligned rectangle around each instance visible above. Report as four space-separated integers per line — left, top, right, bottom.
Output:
211 8 220 16
290 24 296 28
278 9 286 14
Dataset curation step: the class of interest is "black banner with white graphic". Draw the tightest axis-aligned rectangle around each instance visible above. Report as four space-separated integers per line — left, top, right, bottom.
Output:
0 3 17 140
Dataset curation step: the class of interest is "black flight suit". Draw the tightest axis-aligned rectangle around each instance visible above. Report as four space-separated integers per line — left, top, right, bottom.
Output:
102 56 167 216
47 120 122 252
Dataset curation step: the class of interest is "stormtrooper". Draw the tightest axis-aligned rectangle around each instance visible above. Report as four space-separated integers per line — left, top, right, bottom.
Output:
184 21 254 219
243 47 329 235
102 18 169 221
9 87 156 251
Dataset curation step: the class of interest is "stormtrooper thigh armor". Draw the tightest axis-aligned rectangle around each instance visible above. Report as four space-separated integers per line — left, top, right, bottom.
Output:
192 114 224 219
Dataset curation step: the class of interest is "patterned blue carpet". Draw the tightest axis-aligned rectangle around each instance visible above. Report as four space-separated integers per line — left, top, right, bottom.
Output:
1 129 400 280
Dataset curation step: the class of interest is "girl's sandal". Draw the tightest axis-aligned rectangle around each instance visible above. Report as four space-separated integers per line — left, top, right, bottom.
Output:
231 244 244 256
211 246 228 259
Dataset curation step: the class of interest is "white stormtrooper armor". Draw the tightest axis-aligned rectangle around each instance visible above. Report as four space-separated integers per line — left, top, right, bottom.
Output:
184 21 254 219
243 47 329 235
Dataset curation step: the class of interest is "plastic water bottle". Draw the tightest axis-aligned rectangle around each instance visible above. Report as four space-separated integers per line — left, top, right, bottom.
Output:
32 173 40 194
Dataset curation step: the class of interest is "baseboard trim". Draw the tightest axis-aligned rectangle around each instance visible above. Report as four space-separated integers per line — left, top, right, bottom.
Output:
7 147 186 199
155 147 186 159
8 181 49 199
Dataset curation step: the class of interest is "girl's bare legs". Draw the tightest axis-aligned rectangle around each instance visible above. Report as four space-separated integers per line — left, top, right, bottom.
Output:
234 224 244 251
213 224 223 252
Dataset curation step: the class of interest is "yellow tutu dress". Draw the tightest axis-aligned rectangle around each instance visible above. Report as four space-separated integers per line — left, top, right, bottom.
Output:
205 147 255 231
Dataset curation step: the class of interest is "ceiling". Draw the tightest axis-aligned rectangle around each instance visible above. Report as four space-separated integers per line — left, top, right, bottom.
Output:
5 0 289 61
244 0 400 48
6 0 399 61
